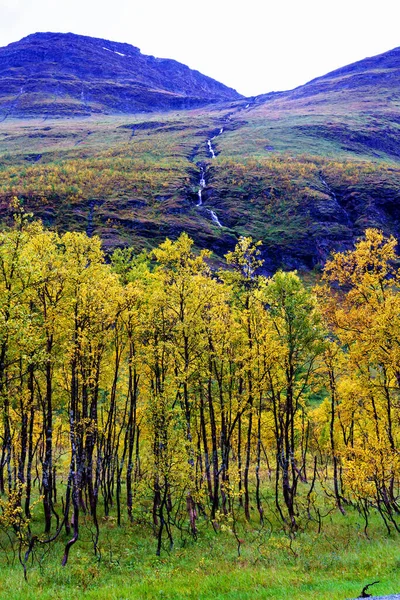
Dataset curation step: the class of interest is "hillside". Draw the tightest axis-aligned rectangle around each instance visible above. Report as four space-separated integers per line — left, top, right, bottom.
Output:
0 32 241 118
0 38 400 269
251 45 400 161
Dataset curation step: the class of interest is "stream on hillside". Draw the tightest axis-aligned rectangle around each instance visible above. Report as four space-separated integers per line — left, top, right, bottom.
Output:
195 163 222 228
193 128 226 227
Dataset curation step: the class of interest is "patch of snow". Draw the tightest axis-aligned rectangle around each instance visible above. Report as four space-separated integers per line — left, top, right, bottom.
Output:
102 47 126 57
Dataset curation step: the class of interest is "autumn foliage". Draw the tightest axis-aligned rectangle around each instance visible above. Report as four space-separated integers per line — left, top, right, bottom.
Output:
0 214 398 566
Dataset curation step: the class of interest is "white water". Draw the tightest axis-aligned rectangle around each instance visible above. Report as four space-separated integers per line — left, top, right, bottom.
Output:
208 210 222 228
207 140 216 159
199 167 206 188
196 166 206 206
194 164 222 227
219 127 224 135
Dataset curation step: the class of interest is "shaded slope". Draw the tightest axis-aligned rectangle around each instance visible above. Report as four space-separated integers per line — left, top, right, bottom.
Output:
0 32 242 118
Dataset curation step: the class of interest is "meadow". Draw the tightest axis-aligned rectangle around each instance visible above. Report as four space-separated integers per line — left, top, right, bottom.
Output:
0 509 399 600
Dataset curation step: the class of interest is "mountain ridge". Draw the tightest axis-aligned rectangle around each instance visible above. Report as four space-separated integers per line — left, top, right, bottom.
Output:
256 44 400 104
0 32 242 118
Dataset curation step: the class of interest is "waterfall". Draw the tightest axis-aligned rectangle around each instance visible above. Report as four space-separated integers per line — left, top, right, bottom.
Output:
196 166 206 206
199 166 206 188
208 209 222 228
194 166 222 226
206 126 225 158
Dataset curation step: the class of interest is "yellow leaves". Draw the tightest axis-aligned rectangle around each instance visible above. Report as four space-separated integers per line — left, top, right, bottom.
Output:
0 154 188 207
341 443 399 500
152 233 211 277
310 398 331 442
0 485 35 535
1 216 399 540
225 236 263 280
323 228 397 304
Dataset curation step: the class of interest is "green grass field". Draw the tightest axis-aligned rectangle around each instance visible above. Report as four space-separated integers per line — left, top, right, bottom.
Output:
0 507 399 600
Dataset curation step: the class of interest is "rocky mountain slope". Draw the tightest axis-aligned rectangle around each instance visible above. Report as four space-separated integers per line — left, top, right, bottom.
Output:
0 32 241 118
0 37 400 270
265 45 400 101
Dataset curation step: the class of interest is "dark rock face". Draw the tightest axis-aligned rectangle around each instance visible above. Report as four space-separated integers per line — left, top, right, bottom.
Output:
0 32 242 118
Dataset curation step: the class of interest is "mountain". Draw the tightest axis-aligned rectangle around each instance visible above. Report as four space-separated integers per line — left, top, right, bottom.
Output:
0 32 242 118
252 45 400 160
0 38 400 270
268 46 400 100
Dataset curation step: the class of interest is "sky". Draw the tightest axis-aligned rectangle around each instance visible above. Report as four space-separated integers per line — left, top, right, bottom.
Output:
1 0 399 97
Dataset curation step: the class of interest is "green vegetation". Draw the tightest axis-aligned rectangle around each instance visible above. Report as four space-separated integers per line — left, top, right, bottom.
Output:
0 217 399 598
0 516 399 599
1 107 400 268
1 41 400 599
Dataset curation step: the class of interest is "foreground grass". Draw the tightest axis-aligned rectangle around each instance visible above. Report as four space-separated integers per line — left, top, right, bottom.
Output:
0 512 399 600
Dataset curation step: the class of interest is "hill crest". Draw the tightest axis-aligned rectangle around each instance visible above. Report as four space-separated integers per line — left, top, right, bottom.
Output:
0 32 242 118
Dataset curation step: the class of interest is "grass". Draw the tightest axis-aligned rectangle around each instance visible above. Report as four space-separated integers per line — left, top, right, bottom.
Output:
0 90 400 267
0 507 399 599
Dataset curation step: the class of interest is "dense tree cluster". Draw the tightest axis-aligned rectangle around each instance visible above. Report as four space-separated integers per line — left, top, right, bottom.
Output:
0 211 398 566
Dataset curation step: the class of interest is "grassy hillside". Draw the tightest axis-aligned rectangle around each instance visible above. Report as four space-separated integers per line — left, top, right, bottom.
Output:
1 46 400 266
1 99 399 268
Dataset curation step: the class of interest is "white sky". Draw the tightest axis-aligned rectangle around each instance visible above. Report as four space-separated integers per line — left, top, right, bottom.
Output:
0 0 399 97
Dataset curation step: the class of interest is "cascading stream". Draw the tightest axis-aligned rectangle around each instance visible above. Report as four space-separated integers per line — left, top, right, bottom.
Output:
195 165 223 227
207 125 225 159
207 209 222 228
192 126 228 226
196 166 205 206
207 139 216 159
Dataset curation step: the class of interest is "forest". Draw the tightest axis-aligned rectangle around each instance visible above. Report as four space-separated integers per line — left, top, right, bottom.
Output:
0 204 399 596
